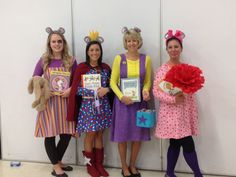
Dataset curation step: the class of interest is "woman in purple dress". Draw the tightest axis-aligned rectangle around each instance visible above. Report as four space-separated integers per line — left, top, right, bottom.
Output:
110 27 152 177
33 27 77 177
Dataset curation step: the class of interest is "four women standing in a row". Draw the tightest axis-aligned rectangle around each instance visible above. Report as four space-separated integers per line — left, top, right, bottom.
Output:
32 27 202 177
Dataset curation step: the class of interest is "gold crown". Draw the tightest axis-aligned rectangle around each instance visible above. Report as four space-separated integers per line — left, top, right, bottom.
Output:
84 30 104 44
89 31 99 41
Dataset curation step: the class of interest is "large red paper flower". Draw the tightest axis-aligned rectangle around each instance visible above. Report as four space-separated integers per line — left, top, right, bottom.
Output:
164 64 205 94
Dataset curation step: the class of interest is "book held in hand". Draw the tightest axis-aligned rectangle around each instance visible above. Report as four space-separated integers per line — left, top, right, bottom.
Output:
158 80 182 96
121 78 141 102
49 70 71 95
82 74 101 91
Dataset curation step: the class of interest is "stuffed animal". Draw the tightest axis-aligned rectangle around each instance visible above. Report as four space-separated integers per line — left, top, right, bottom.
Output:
28 77 51 111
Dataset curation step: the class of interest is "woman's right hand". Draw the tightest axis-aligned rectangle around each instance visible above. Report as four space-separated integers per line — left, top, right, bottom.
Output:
175 92 185 104
121 96 134 105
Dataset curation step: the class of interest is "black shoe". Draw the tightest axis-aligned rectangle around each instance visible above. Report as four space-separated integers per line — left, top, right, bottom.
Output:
51 170 68 177
131 172 141 177
130 171 141 177
129 167 141 177
121 170 134 177
61 165 73 171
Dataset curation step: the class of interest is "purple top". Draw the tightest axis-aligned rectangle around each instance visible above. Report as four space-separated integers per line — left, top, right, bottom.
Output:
33 58 77 76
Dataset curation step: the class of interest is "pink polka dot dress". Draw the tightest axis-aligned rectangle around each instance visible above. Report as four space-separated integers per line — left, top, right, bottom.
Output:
153 63 199 139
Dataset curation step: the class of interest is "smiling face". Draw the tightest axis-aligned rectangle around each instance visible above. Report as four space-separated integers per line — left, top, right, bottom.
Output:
123 29 143 51
49 34 64 56
126 37 139 52
166 39 182 60
87 43 101 65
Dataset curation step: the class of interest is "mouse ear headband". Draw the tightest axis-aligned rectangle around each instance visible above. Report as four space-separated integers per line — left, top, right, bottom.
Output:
46 27 65 35
84 31 104 44
122 26 141 34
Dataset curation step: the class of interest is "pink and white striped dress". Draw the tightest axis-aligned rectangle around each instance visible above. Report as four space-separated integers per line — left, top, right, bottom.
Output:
153 63 199 139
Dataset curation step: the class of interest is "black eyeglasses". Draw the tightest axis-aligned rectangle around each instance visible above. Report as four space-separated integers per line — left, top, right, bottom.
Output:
51 40 63 44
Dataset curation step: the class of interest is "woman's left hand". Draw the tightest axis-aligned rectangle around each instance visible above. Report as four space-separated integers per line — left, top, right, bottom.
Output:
61 87 71 98
72 132 80 138
97 87 109 98
142 90 150 101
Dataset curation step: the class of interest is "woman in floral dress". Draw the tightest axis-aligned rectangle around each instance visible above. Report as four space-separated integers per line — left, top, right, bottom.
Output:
67 32 112 177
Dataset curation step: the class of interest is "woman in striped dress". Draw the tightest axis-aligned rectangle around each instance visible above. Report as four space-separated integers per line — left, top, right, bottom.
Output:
33 27 77 177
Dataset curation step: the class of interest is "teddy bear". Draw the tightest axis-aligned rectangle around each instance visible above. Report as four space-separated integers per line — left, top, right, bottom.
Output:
28 76 51 111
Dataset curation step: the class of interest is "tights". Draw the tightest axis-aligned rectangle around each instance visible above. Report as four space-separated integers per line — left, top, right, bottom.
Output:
167 136 202 177
44 134 71 164
170 136 195 152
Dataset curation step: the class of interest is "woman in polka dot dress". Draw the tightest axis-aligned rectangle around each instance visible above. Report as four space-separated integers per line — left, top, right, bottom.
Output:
153 30 203 177
67 33 112 177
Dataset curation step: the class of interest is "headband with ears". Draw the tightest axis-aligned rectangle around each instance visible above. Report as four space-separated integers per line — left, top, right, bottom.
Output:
84 31 104 44
45 27 65 35
122 27 142 34
164 29 185 43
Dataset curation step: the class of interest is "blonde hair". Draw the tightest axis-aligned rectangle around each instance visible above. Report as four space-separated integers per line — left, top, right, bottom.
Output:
42 31 73 72
122 27 143 50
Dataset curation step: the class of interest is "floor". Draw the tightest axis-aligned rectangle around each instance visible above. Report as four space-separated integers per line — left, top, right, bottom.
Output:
0 160 228 177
